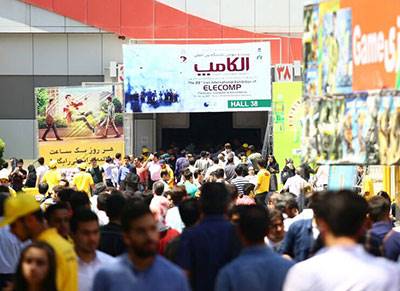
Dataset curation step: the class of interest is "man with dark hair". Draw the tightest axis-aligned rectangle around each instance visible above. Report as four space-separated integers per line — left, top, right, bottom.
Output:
284 190 400 291
9 159 27 192
365 196 400 261
214 168 225 183
179 168 198 198
70 209 114 291
72 162 95 196
69 191 91 213
92 201 190 291
35 157 48 187
98 95 121 138
254 159 270 206
99 192 126 256
0 194 78 291
45 202 71 240
216 205 293 291
88 157 104 186
224 153 237 183
194 151 212 173
176 182 240 291
231 164 249 195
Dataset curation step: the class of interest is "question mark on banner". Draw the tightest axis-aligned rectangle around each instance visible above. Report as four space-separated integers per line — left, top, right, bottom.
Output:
180 56 187 63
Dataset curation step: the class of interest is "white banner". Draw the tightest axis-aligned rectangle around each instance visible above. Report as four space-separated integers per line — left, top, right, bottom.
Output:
123 42 271 113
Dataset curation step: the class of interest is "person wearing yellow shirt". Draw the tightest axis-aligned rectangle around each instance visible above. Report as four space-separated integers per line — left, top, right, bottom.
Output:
42 160 61 193
160 160 174 188
0 169 17 197
72 163 95 196
0 194 78 291
254 159 270 206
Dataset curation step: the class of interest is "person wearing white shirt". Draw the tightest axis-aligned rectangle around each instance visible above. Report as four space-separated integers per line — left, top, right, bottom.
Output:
35 157 48 186
165 187 186 233
71 209 115 291
283 169 309 197
283 190 400 291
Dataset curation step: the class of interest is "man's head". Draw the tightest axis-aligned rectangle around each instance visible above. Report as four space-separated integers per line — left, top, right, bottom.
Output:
237 205 270 246
38 183 49 195
115 153 122 160
17 159 24 169
160 170 170 183
235 164 247 177
227 153 234 164
69 191 91 213
179 198 200 228
106 96 112 103
194 169 203 183
124 156 131 165
71 209 100 255
368 196 390 223
183 169 193 183
224 143 232 153
121 201 159 258
90 157 97 168
37 157 45 166
105 192 126 221
285 198 299 218
199 182 229 215
267 209 284 243
200 151 207 158
312 190 368 243
44 202 71 239
168 186 187 207
258 159 266 169
152 181 165 196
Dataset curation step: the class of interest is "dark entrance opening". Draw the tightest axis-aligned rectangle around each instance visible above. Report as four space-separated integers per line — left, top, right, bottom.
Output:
162 112 262 152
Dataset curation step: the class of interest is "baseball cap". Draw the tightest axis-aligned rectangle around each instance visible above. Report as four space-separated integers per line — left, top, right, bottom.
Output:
142 147 150 154
78 162 87 170
0 168 10 180
0 194 40 227
243 143 249 148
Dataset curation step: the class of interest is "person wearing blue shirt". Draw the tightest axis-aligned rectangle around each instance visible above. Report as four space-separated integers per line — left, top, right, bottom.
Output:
176 182 241 291
215 205 294 291
92 201 190 291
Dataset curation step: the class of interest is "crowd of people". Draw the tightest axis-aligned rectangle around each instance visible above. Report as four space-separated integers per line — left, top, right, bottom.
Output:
0 142 400 291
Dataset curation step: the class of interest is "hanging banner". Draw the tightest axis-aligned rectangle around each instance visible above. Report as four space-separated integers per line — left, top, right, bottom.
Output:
272 82 303 167
36 85 124 168
123 42 271 113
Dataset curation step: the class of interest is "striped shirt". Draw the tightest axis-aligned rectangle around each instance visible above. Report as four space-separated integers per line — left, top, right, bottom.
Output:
231 176 249 195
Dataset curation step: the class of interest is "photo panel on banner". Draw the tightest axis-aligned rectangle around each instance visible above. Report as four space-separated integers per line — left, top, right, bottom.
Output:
122 42 271 113
302 0 400 165
36 85 124 169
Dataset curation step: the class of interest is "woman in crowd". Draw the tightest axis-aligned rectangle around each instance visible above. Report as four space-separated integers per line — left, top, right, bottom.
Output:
267 155 279 192
13 242 57 291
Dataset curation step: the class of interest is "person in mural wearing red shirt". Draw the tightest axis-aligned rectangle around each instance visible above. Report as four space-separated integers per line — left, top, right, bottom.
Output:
63 94 95 133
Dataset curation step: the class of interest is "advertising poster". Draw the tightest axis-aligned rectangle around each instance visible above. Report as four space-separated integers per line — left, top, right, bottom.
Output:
303 4 319 97
36 85 124 168
123 42 271 113
272 82 303 167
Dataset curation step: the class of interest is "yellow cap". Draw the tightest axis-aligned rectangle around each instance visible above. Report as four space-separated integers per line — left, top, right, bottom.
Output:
142 147 150 154
49 160 57 169
243 143 249 148
78 162 87 170
0 194 40 227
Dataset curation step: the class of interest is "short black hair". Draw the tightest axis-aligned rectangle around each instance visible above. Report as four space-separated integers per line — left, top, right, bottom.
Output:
105 157 113 163
178 198 200 228
368 196 390 222
268 208 283 223
44 202 69 222
188 157 196 166
58 188 75 203
105 192 126 220
183 169 192 181
199 182 229 215
38 183 49 195
69 191 90 213
170 186 187 206
243 183 255 196
285 198 299 210
200 151 207 158
121 200 152 232
238 205 270 243
193 169 202 179
214 168 224 179
37 157 45 165
235 164 244 176
160 170 169 178
312 190 368 237
258 159 266 168
115 153 122 159
70 209 98 233
0 193 9 216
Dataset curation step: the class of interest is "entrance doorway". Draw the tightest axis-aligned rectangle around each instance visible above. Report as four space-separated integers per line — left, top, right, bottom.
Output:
162 112 262 152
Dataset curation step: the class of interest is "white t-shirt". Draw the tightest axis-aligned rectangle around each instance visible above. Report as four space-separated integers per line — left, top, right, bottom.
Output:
36 165 49 184
78 250 115 291
166 206 185 233
283 245 400 291
283 175 308 197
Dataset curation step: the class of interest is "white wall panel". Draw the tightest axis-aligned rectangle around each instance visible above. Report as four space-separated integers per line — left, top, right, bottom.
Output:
255 0 289 33
31 5 65 27
0 34 33 75
0 0 30 32
186 0 220 24
221 0 255 28
102 34 126 70
68 34 102 75
33 34 68 75
157 0 187 12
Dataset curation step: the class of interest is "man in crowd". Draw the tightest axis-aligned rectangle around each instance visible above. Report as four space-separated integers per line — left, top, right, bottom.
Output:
165 186 187 233
102 157 116 187
42 97 62 141
0 194 78 291
88 157 104 186
72 162 95 196
71 209 115 291
176 182 240 291
42 160 61 193
365 196 400 260
44 202 71 240
35 157 48 187
231 164 249 195
283 169 309 211
224 153 237 183
283 190 400 291
179 169 198 198
175 151 190 181
216 205 293 291
99 191 126 257
254 159 270 206
92 201 190 291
